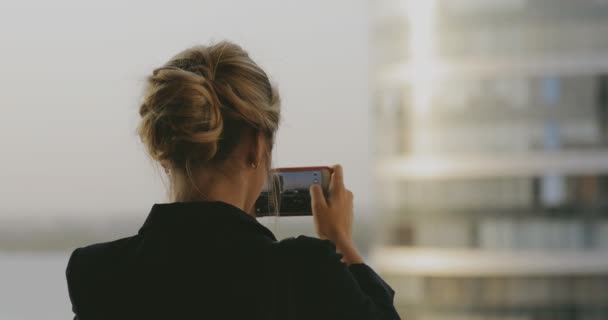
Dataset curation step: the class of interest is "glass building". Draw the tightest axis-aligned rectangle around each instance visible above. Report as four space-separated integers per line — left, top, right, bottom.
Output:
371 0 608 319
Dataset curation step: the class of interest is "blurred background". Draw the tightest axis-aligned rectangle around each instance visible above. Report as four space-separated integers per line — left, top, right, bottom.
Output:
1 0 608 319
373 0 608 319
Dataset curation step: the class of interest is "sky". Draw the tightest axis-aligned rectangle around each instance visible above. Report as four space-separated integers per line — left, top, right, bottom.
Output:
0 0 373 223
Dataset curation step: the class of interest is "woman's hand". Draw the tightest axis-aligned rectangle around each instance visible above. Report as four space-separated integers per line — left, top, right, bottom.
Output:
309 164 364 265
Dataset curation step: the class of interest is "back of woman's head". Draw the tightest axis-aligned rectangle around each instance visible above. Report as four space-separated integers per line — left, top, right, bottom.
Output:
137 41 281 181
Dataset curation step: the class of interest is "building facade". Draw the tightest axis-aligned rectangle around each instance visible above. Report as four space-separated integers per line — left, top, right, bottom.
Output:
372 1 608 319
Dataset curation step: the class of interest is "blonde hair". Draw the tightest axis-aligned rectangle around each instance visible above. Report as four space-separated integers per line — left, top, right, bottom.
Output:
137 41 281 202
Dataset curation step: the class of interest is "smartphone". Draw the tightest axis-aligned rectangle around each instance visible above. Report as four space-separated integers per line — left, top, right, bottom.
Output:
254 166 332 217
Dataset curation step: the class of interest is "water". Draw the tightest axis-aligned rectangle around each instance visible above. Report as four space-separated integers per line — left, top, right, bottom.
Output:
0 252 72 320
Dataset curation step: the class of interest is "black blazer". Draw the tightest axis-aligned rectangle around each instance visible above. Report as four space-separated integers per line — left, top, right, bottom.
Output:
66 201 399 320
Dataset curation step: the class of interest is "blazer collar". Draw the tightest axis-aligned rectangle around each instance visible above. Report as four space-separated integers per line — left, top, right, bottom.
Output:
139 201 277 241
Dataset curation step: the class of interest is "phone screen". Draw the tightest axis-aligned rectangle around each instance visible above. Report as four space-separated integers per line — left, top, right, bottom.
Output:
255 167 330 217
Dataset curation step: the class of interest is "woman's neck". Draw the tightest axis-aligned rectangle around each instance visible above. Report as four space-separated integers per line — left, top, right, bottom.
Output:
171 169 251 214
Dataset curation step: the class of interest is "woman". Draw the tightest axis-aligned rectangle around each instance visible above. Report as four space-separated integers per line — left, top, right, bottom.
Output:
66 41 399 320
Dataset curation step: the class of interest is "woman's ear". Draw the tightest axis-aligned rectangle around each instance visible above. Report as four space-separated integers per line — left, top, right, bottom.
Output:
247 130 267 168
255 131 267 167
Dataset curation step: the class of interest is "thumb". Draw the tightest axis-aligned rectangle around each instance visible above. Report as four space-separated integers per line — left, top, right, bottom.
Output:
309 184 327 213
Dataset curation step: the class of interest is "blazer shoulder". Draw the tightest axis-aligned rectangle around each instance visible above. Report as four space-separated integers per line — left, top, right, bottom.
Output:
78 235 139 257
66 235 140 280
66 235 140 318
275 235 341 263
276 235 333 249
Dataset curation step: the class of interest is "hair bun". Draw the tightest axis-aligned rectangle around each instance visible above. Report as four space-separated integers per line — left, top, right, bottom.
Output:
139 65 224 166
137 41 281 173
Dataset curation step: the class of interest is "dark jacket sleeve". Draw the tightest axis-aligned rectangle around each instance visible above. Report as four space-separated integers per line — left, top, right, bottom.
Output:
288 236 400 320
348 263 398 318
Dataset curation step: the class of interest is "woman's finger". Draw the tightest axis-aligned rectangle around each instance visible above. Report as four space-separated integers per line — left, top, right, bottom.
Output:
310 184 327 212
329 164 344 191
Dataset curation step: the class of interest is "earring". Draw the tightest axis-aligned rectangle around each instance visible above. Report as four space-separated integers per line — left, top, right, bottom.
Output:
250 162 258 169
